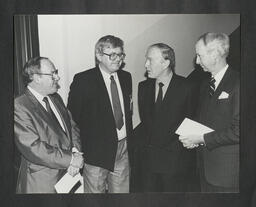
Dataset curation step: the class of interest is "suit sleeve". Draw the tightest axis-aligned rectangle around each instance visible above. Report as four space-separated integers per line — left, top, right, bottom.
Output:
138 82 145 122
67 74 84 127
204 79 240 150
68 110 82 151
14 101 72 169
185 80 198 119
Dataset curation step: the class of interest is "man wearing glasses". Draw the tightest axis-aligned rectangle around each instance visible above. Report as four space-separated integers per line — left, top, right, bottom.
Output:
68 35 133 193
14 57 83 193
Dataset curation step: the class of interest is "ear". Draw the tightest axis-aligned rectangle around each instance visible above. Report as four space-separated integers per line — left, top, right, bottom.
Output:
163 59 170 69
33 74 41 83
96 52 102 62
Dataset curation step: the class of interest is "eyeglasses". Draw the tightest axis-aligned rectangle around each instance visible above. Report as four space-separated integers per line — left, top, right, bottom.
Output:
35 69 58 77
102 52 126 61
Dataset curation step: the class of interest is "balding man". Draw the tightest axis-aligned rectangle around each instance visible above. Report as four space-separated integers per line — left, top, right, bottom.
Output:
14 57 83 193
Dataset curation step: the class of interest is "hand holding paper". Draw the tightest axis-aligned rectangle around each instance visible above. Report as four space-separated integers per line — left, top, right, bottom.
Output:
176 118 214 149
55 172 83 193
179 134 203 149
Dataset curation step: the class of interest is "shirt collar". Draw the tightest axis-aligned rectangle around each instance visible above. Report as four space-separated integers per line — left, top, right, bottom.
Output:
213 64 229 82
156 71 173 87
99 65 117 80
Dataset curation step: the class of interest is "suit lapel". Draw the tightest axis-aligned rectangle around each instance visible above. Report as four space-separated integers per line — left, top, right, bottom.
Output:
117 70 130 116
25 89 53 123
25 89 70 144
161 74 178 104
95 67 116 123
146 78 156 120
212 67 232 100
48 95 71 139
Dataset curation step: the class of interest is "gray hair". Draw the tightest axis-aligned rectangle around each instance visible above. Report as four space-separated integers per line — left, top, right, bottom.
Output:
95 35 124 64
197 32 230 58
149 43 175 72
22 56 49 85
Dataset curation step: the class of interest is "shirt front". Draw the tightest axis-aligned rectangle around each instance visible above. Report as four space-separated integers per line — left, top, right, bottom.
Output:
99 67 127 140
27 86 66 132
155 71 173 101
213 64 229 90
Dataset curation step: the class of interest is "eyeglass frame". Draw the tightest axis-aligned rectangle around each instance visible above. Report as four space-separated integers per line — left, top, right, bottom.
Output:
102 52 126 61
34 69 59 77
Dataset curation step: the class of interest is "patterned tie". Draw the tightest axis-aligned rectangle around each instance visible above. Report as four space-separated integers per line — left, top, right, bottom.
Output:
42 97 61 127
155 82 164 113
209 76 216 97
110 75 124 130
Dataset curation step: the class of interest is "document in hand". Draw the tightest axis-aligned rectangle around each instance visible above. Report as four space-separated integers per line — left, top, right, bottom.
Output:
55 172 84 193
175 118 214 136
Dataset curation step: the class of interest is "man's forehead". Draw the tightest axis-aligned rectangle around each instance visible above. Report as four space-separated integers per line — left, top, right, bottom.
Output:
40 59 55 71
103 46 122 52
147 47 162 57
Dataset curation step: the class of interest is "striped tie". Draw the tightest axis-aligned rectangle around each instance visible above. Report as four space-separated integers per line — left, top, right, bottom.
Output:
209 77 216 97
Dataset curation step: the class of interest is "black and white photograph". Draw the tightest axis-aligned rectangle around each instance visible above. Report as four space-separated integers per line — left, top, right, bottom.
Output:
1 1 256 207
13 14 240 194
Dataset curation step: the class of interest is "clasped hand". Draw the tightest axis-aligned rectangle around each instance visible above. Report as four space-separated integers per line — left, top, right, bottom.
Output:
179 134 204 149
68 152 84 177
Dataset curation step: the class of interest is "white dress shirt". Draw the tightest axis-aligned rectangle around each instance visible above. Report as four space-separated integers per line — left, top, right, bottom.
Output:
27 86 66 132
212 64 229 90
155 71 173 101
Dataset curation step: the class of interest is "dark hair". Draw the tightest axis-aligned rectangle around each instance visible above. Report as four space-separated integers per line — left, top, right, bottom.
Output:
95 35 124 64
22 56 49 85
149 43 175 72
197 32 230 58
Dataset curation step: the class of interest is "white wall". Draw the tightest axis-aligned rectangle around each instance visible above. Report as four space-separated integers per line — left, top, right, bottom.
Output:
38 14 240 126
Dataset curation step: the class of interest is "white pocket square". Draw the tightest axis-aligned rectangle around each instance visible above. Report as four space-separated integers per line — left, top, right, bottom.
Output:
218 91 229 99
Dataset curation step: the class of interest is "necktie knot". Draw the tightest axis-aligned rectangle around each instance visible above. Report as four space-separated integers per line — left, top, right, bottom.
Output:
42 96 49 106
110 75 114 81
158 82 164 88
210 77 216 85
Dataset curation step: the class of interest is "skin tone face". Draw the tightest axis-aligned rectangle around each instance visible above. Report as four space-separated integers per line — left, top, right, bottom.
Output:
195 40 218 75
96 46 123 74
145 46 170 80
33 59 60 96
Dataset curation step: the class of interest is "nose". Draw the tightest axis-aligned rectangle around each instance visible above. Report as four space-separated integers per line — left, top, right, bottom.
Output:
53 74 60 81
145 59 149 68
196 55 200 64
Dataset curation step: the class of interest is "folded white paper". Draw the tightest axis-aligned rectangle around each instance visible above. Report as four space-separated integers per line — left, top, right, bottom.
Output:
175 118 214 136
55 172 84 193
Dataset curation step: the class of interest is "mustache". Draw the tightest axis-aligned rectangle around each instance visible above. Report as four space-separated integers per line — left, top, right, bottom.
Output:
53 81 60 89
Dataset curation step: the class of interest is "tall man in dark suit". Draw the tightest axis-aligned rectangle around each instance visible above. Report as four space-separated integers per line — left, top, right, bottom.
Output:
67 35 133 193
179 32 239 192
137 43 198 192
14 57 84 193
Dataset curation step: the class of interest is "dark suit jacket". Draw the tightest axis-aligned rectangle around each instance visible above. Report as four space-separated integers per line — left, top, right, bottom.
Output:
67 66 133 171
14 89 81 193
196 67 240 188
138 74 197 174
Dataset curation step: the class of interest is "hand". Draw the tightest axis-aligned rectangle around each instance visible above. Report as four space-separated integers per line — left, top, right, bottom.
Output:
67 165 80 177
70 153 84 168
179 134 204 149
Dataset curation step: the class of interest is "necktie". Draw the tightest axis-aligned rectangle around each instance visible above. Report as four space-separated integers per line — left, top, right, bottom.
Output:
42 97 61 127
209 77 216 97
110 75 124 130
155 82 164 113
